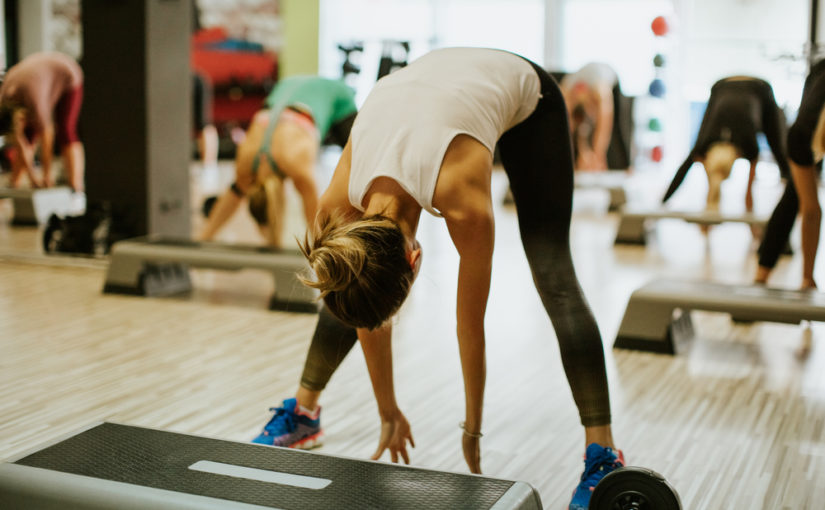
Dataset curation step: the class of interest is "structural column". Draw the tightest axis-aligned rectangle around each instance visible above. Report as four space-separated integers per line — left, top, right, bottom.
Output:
82 0 191 238
280 0 319 77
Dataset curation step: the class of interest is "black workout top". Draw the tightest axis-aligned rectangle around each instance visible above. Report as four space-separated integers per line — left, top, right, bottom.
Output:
662 77 790 202
787 59 825 166
693 78 781 161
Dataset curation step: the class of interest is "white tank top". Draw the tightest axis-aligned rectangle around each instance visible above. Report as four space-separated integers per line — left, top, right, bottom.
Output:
348 48 541 217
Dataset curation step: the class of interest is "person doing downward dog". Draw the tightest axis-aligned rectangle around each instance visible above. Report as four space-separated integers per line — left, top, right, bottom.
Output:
756 60 825 288
251 48 622 510
560 62 620 171
661 76 790 214
198 76 356 247
0 52 85 192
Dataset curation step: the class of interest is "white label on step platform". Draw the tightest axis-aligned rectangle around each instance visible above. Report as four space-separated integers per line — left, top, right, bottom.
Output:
189 460 332 489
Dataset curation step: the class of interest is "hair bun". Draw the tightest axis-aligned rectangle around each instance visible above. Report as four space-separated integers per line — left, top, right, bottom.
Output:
299 213 366 297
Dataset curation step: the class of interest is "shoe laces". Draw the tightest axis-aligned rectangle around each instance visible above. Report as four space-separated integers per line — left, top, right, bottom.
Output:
261 405 297 436
578 447 622 491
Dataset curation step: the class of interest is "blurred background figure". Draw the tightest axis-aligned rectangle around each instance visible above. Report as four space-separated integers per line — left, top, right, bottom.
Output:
0 52 85 192
560 62 631 171
660 76 790 214
198 76 357 247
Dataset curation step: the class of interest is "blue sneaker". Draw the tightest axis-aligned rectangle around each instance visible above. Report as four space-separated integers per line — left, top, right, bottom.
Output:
569 443 625 510
251 398 323 449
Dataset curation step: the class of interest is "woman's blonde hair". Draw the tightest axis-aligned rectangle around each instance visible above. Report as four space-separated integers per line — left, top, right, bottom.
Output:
248 175 285 247
704 142 738 211
299 212 414 330
705 142 737 180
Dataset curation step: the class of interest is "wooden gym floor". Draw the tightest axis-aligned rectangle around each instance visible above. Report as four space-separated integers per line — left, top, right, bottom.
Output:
0 156 823 509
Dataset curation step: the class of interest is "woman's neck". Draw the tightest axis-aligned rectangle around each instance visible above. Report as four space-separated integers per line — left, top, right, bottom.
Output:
363 177 421 238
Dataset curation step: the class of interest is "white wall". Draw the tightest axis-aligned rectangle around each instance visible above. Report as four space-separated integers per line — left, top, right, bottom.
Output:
681 0 808 108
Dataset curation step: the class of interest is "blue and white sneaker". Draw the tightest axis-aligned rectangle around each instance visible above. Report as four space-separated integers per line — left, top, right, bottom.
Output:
569 443 625 510
252 398 323 449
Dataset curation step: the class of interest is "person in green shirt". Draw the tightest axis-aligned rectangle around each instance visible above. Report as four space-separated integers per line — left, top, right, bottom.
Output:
198 76 357 247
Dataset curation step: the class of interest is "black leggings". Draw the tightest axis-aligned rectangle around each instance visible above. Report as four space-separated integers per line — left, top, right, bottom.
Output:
758 61 825 268
758 176 798 269
299 62 611 428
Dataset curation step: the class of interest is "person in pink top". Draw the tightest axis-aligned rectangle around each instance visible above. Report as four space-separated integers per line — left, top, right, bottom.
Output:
0 52 85 191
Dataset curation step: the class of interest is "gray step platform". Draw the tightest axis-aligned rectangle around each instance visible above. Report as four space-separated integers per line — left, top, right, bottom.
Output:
0 187 74 225
615 208 767 245
0 422 543 510
574 172 628 211
502 171 627 211
614 279 825 354
103 236 318 313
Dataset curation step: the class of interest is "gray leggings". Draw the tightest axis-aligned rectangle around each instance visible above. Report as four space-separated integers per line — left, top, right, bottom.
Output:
299 61 611 427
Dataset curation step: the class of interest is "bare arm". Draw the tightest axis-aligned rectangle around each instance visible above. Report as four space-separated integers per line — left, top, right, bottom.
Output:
745 160 757 212
444 203 494 474
198 147 256 241
591 86 614 168
292 171 318 229
11 110 40 186
359 324 415 464
198 187 245 241
277 133 319 229
40 122 54 186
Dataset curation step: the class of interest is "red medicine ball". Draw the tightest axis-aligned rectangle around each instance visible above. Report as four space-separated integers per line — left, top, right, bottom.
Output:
651 16 669 36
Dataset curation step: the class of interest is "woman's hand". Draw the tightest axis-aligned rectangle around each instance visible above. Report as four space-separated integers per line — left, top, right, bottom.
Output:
371 408 415 464
462 432 482 474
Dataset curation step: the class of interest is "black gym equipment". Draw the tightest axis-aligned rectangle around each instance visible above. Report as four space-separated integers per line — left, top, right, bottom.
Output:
43 201 137 256
0 423 544 510
376 40 410 80
591 467 682 509
0 422 681 510
337 42 364 79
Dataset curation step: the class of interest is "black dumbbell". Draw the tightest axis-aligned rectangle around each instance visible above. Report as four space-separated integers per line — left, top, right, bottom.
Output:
590 466 682 510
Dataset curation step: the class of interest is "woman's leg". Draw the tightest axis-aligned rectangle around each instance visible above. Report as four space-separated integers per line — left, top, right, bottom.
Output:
756 178 798 281
297 306 359 408
253 305 357 447
61 142 85 192
790 162 821 288
498 65 612 442
705 165 725 211
54 86 84 191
